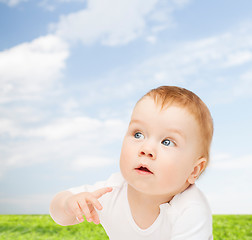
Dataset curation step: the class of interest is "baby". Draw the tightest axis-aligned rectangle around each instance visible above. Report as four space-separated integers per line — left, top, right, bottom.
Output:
50 86 214 240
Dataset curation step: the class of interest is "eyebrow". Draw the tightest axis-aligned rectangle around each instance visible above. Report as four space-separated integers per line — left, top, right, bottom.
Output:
165 128 185 139
129 119 144 125
129 119 185 139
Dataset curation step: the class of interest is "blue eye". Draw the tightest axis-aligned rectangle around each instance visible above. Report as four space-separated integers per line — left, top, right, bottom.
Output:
162 139 175 147
134 132 144 139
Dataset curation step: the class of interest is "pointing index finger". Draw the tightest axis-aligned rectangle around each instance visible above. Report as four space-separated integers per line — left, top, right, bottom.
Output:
92 187 113 199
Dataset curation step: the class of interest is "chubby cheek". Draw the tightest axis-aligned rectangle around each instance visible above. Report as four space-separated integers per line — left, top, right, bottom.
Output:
119 151 128 177
119 138 134 176
157 157 191 191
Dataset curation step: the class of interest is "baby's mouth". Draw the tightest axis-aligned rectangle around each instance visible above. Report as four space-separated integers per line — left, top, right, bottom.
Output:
135 166 153 174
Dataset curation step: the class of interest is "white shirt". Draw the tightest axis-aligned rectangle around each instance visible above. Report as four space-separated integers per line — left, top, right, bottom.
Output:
68 172 213 240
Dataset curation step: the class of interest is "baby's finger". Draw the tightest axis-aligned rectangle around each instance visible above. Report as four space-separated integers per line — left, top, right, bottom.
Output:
88 195 103 210
86 197 103 224
78 200 92 222
92 187 113 199
71 202 84 223
90 208 100 225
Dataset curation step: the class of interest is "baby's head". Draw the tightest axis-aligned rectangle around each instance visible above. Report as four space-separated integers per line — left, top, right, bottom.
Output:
141 85 213 168
120 86 213 197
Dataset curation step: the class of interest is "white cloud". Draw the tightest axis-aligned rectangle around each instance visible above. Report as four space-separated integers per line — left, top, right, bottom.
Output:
0 193 52 214
30 117 102 140
0 0 85 8
0 115 127 177
172 0 191 8
52 0 157 46
112 21 252 104
78 22 252 105
0 119 18 137
0 115 127 143
39 0 85 11
146 35 157 44
209 153 252 170
32 21 252 118
29 117 127 141
71 156 115 170
207 190 252 214
57 0 84 2
0 34 69 103
232 70 252 97
223 50 252 67
0 0 27 7
145 31 251 80
50 0 191 46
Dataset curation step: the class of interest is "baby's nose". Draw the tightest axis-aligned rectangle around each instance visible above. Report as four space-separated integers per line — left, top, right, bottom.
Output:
139 151 154 158
138 146 156 160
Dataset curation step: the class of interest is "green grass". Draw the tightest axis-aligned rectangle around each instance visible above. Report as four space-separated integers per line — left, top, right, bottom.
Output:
0 215 251 239
0 215 108 240
213 215 252 240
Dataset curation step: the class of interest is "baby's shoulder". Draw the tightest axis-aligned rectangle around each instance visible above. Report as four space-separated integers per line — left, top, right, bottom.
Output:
164 185 213 238
169 184 211 214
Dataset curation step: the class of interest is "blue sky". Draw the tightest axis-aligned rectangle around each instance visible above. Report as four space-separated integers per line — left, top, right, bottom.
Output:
0 0 252 214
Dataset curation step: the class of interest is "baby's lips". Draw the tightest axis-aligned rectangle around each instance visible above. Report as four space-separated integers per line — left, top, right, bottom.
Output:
135 164 153 174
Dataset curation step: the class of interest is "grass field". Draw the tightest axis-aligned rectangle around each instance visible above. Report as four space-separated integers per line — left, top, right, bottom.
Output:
0 215 251 239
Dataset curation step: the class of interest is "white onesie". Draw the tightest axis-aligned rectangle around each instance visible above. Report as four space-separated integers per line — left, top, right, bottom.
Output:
68 172 213 240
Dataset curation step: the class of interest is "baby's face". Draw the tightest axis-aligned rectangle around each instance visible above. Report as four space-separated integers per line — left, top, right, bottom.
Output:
120 97 203 198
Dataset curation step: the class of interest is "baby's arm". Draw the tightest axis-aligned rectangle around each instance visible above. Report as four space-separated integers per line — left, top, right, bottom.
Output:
49 187 112 226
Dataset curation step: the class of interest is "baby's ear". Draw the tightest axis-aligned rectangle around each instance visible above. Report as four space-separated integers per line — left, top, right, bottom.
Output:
187 157 207 184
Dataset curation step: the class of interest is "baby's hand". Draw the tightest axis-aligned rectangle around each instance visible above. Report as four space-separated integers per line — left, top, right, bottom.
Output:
64 187 112 225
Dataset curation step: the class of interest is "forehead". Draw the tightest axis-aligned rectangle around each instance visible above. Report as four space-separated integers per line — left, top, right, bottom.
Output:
133 97 189 117
131 97 200 134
